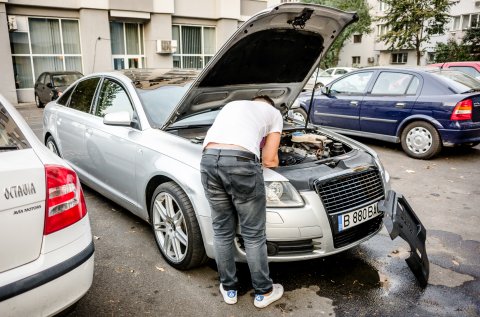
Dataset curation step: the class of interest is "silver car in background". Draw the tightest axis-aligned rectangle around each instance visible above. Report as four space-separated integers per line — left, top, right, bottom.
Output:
43 4 426 283
0 95 94 316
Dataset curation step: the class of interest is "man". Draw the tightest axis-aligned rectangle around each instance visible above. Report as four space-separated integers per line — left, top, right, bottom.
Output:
200 95 284 308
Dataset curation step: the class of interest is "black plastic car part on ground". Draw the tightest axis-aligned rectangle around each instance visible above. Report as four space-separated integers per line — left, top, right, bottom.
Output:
379 190 429 287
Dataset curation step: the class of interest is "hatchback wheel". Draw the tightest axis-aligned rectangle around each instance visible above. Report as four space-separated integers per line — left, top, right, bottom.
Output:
150 182 206 270
292 108 308 122
35 94 44 108
46 136 61 157
401 121 442 159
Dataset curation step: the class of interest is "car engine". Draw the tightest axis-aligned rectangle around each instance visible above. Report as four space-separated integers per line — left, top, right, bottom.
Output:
278 130 350 166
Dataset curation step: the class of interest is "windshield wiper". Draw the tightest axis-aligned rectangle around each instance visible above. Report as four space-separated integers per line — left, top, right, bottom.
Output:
166 124 210 131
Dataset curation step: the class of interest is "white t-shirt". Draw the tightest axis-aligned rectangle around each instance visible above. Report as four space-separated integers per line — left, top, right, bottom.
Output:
203 100 283 158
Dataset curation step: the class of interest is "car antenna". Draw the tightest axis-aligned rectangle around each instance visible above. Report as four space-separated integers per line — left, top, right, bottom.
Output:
304 66 320 129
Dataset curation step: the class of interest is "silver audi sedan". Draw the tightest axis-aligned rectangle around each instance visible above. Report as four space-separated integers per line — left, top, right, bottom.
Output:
43 4 411 273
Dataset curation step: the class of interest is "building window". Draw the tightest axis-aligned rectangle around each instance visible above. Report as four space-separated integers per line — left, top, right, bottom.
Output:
172 25 215 69
110 22 145 70
377 24 390 38
452 16 461 31
352 56 361 65
379 1 389 12
9 17 82 89
391 53 408 64
353 34 362 43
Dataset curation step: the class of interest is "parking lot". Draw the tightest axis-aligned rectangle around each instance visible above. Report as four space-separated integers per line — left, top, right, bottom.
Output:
18 102 479 317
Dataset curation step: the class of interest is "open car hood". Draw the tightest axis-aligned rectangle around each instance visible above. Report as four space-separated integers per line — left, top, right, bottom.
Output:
161 3 357 129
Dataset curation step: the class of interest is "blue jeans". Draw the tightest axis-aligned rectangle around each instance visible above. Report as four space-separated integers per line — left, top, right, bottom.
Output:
200 152 273 295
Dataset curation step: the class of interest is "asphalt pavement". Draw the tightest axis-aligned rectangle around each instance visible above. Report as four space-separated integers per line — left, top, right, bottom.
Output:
16 102 480 317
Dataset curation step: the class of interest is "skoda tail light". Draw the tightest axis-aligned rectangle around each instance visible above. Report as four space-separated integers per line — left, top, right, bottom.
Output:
44 165 87 235
451 99 473 121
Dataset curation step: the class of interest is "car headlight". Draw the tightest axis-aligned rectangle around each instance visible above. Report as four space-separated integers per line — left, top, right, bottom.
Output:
265 181 304 207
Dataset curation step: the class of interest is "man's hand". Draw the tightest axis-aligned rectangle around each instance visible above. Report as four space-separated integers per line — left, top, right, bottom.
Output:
262 132 281 168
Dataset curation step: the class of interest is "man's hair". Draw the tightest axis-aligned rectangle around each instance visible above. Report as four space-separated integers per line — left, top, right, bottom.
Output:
253 95 275 107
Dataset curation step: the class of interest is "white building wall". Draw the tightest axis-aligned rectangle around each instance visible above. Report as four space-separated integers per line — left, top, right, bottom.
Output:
338 0 480 68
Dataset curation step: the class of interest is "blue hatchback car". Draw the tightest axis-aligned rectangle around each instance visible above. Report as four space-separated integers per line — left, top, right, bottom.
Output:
294 67 480 159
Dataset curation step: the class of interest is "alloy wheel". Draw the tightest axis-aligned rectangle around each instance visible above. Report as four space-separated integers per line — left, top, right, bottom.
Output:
152 192 188 263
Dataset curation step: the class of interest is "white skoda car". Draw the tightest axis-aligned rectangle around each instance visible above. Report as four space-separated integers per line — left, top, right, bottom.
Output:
0 95 94 316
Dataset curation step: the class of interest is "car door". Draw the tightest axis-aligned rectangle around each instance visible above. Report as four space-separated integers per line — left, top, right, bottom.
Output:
34 73 45 100
85 77 139 208
55 77 101 173
312 71 374 131
42 73 52 103
360 71 420 137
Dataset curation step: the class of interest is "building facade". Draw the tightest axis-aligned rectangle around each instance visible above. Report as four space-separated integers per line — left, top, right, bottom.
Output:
337 0 480 68
1 0 269 104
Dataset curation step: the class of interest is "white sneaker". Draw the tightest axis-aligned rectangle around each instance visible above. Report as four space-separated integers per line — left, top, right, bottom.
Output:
219 284 237 304
254 284 284 308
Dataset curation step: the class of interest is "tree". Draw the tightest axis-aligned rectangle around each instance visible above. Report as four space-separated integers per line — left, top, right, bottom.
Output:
433 39 470 63
462 27 480 59
378 0 452 65
302 0 372 68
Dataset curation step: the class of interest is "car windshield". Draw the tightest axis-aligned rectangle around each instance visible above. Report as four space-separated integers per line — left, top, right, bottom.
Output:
0 102 29 151
431 70 480 93
136 84 191 127
52 74 82 87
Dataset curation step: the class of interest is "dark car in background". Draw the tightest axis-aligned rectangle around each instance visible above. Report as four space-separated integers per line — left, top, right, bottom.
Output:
294 67 480 159
34 71 83 108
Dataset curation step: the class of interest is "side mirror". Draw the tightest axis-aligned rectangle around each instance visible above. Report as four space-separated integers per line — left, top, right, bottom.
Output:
320 86 330 95
103 111 132 126
46 83 53 88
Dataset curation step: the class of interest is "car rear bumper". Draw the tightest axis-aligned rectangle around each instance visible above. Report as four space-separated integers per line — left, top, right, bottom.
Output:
439 125 480 145
0 216 94 316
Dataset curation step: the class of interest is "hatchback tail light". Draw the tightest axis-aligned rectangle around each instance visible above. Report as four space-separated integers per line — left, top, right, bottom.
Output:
44 165 87 235
451 99 473 121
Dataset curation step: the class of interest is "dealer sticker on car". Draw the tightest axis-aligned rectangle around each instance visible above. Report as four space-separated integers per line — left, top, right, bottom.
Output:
338 202 380 232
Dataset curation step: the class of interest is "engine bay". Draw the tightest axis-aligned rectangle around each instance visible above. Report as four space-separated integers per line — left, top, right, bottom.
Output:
278 129 353 166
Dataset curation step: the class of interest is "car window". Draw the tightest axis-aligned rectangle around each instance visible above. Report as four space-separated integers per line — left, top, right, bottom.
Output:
44 74 51 85
449 66 480 78
335 69 348 75
406 77 420 95
329 71 373 95
37 73 45 84
57 86 75 106
0 102 30 150
137 83 191 128
52 74 82 87
68 77 100 113
431 70 480 93
95 79 134 118
371 72 417 95
319 69 333 76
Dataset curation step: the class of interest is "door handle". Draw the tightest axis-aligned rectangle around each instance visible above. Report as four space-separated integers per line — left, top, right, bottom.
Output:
350 101 359 106
56 118 62 125
85 128 93 137
395 102 406 109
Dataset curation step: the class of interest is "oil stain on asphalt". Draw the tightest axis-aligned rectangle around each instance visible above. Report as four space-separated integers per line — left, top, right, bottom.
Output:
223 229 479 317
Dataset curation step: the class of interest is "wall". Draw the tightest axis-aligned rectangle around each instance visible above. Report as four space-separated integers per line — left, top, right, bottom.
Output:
79 9 111 74
0 3 18 104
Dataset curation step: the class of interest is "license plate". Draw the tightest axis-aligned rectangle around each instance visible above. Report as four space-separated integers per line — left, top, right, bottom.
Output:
337 202 380 232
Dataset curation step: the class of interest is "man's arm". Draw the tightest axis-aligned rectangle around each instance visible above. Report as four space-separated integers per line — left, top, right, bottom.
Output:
262 132 281 168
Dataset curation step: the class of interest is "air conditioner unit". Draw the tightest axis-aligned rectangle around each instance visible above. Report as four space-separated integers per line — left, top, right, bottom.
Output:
156 40 177 54
367 57 375 63
8 16 17 32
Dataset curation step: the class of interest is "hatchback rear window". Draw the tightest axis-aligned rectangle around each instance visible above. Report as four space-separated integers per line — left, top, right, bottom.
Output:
0 102 30 151
431 70 480 93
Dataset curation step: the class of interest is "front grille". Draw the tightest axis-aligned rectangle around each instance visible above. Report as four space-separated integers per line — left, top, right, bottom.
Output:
237 237 314 256
314 169 384 215
333 216 383 248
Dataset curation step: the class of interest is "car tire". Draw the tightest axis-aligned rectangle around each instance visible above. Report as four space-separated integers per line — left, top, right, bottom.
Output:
35 94 44 108
292 107 308 122
150 182 207 270
401 121 442 159
46 136 61 157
